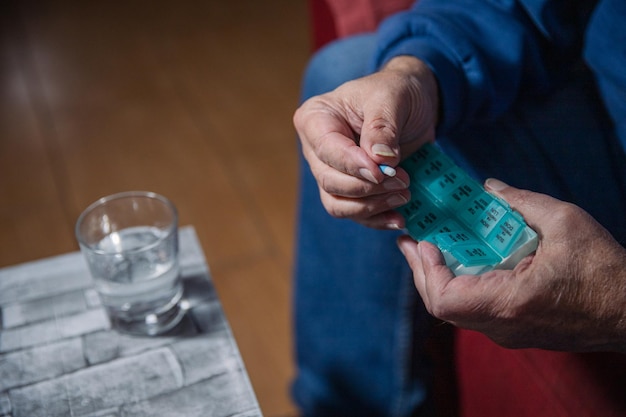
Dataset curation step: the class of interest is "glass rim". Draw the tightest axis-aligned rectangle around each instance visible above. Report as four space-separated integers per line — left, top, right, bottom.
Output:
75 191 178 254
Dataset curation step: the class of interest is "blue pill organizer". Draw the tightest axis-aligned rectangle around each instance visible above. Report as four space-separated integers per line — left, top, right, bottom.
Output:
397 143 538 276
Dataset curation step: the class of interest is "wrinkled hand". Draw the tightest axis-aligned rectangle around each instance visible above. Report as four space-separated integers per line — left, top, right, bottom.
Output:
293 56 439 229
398 178 626 352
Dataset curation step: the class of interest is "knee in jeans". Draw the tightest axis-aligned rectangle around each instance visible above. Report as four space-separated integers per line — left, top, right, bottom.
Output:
301 33 377 100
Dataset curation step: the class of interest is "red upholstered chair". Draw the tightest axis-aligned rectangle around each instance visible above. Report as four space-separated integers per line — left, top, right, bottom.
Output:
456 330 626 417
307 1 626 416
308 0 414 50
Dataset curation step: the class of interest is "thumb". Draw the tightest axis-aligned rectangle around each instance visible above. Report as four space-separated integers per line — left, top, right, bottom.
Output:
484 178 558 229
359 110 402 167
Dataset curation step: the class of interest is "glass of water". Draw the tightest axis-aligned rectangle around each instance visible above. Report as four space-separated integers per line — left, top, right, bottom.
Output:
75 191 184 336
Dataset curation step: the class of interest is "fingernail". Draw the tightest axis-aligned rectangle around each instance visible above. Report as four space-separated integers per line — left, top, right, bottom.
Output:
485 178 508 192
372 144 396 157
385 223 402 230
417 241 431 262
386 194 408 207
397 238 407 255
383 177 408 191
359 168 379 184
417 241 425 258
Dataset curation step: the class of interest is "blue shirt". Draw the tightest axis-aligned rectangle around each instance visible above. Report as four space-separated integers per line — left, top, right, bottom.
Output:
373 0 626 151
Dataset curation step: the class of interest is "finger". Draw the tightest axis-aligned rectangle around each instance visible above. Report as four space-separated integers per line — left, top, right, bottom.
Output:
359 210 406 230
315 131 385 183
319 188 410 220
296 101 386 184
418 240 456 301
358 91 405 168
309 157 410 198
397 235 430 307
418 240 490 326
484 178 562 232
357 69 438 166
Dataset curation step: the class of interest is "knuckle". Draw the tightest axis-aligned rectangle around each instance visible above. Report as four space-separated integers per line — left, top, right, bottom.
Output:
558 202 583 219
320 194 347 219
319 172 375 198
293 102 311 130
505 189 534 207
317 172 332 194
326 207 344 219
292 106 303 127
551 201 584 226
490 333 523 349
429 302 449 321
367 116 398 137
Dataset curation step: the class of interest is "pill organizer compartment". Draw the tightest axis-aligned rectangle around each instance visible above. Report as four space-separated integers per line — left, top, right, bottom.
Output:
397 143 538 276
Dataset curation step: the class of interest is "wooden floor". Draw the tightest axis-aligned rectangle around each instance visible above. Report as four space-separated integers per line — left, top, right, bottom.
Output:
0 1 310 415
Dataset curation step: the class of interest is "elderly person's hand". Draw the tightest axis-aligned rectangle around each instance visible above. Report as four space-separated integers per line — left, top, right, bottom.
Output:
398 178 626 353
293 56 439 230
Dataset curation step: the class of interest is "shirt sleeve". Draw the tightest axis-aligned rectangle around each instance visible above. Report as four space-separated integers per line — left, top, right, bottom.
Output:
373 0 593 134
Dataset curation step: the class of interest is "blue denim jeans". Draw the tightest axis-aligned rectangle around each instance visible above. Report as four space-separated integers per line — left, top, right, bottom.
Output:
292 34 626 417
292 34 432 417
